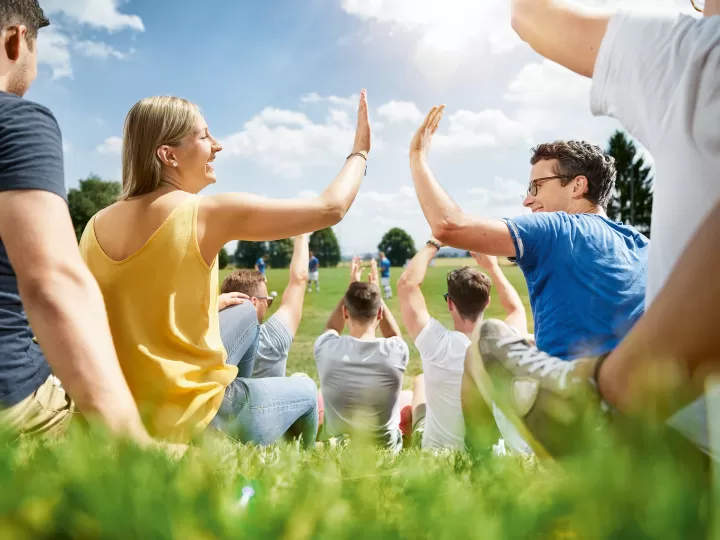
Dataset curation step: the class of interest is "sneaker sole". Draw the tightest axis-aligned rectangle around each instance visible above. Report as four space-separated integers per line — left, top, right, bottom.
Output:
467 325 553 461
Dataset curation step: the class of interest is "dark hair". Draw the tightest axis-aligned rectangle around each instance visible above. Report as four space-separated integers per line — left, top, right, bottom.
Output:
530 140 616 208
0 0 50 44
447 267 491 321
220 269 266 296
344 282 381 322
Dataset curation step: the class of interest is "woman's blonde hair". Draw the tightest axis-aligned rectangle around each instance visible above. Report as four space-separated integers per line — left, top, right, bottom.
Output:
121 96 200 200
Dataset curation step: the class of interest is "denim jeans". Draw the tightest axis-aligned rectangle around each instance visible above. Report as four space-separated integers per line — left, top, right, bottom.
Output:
211 304 319 448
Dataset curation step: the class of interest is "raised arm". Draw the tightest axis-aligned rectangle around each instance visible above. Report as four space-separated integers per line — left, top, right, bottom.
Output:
0 190 150 443
472 252 528 336
366 259 401 338
325 257 363 333
199 90 371 257
511 0 612 79
397 240 437 340
273 235 310 336
409 107 516 256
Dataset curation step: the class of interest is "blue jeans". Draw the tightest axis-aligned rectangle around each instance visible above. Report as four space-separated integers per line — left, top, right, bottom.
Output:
211 304 319 448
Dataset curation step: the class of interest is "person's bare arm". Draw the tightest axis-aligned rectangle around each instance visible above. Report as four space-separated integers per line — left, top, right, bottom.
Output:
472 252 528 336
0 190 149 443
367 259 401 339
273 234 310 336
324 257 362 333
409 107 516 256
397 242 437 341
199 91 371 258
511 0 612 78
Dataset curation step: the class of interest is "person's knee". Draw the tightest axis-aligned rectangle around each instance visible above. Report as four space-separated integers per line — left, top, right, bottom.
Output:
290 372 318 401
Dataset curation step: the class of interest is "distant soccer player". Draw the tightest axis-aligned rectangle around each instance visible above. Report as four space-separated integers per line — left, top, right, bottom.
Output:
379 251 392 299
255 254 268 276
308 251 320 293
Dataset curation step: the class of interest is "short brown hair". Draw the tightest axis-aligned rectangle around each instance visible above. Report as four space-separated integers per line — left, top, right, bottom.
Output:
220 269 266 296
447 267 491 321
344 282 382 322
530 140 616 208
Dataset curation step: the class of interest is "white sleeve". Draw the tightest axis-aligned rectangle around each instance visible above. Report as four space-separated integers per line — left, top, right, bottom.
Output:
414 318 451 368
387 337 409 371
313 330 339 367
591 11 720 151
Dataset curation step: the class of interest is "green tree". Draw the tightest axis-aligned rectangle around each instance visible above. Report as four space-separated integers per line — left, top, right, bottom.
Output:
310 228 341 268
67 175 121 240
378 228 417 266
606 131 654 236
218 247 230 270
234 241 268 269
268 238 294 269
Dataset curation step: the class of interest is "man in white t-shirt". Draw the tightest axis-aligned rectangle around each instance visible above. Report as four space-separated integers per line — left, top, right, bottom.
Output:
219 234 310 378
397 239 530 452
462 0 720 459
314 257 409 452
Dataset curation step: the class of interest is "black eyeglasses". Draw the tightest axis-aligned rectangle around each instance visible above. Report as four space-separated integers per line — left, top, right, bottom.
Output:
443 293 451 303
691 0 704 12
527 175 574 196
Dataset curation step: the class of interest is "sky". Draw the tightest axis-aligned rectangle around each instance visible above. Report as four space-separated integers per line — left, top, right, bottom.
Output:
29 0 694 255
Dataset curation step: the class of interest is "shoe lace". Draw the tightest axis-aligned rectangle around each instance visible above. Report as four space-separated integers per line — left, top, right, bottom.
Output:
496 336 574 390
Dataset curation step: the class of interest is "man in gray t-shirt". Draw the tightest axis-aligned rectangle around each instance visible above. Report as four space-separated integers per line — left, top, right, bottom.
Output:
219 235 309 377
314 258 409 452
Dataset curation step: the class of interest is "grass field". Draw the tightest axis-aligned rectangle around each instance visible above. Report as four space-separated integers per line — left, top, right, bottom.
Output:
0 264 711 538
220 262 532 387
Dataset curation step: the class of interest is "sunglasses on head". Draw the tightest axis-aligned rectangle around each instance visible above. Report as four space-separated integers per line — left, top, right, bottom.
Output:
691 0 704 12
255 296 274 307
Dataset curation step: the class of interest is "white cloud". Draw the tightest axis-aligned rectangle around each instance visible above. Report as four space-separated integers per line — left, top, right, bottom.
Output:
221 103 363 179
74 40 130 60
300 93 359 107
63 142 72 153
434 109 532 151
297 190 319 199
37 28 72 79
377 100 423 124
96 136 122 155
42 0 144 32
505 60 592 108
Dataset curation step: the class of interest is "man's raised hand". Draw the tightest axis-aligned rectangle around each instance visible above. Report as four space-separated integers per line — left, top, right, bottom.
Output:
369 258 379 285
471 252 499 271
350 256 364 283
410 105 446 159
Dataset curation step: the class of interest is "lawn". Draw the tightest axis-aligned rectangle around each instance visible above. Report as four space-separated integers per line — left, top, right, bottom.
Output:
220 261 533 387
0 264 711 538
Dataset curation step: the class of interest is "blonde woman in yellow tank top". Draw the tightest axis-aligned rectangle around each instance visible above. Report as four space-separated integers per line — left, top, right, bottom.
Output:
79 92 371 445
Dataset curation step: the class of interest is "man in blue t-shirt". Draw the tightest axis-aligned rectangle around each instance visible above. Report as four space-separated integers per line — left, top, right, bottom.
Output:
379 251 392 299
308 251 320 292
0 2 148 443
255 254 268 276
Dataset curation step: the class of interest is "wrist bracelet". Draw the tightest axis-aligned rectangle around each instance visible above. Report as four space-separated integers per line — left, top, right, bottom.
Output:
426 239 442 250
347 152 367 176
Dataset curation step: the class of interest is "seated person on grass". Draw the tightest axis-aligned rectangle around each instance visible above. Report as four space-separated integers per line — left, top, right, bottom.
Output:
314 258 409 452
219 234 310 378
397 242 529 452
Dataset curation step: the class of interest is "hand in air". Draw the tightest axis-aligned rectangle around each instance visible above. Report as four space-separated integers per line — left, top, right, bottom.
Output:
350 256 364 283
218 292 249 311
471 252 498 271
410 105 445 159
368 258 379 285
351 89 371 156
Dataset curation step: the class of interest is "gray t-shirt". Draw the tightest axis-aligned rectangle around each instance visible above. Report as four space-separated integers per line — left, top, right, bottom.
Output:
252 314 294 378
314 330 409 449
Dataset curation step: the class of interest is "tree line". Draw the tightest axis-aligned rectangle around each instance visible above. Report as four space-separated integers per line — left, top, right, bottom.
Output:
68 130 652 269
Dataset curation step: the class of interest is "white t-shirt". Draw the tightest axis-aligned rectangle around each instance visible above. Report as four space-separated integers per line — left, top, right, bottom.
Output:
252 314 293 378
414 318 469 450
314 330 409 449
415 318 533 455
591 10 720 307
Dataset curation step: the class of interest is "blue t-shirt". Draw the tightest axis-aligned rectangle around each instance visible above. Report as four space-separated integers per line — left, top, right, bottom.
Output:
0 92 65 406
380 258 391 278
504 212 648 360
309 256 319 272
256 258 266 274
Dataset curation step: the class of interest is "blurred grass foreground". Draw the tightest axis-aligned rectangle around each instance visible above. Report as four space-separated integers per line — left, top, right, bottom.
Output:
0 421 713 539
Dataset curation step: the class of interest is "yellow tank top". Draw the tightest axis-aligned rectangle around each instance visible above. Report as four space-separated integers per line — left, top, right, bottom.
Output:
79 195 237 443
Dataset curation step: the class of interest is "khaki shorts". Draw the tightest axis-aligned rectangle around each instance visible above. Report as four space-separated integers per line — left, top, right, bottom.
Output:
0 376 75 440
